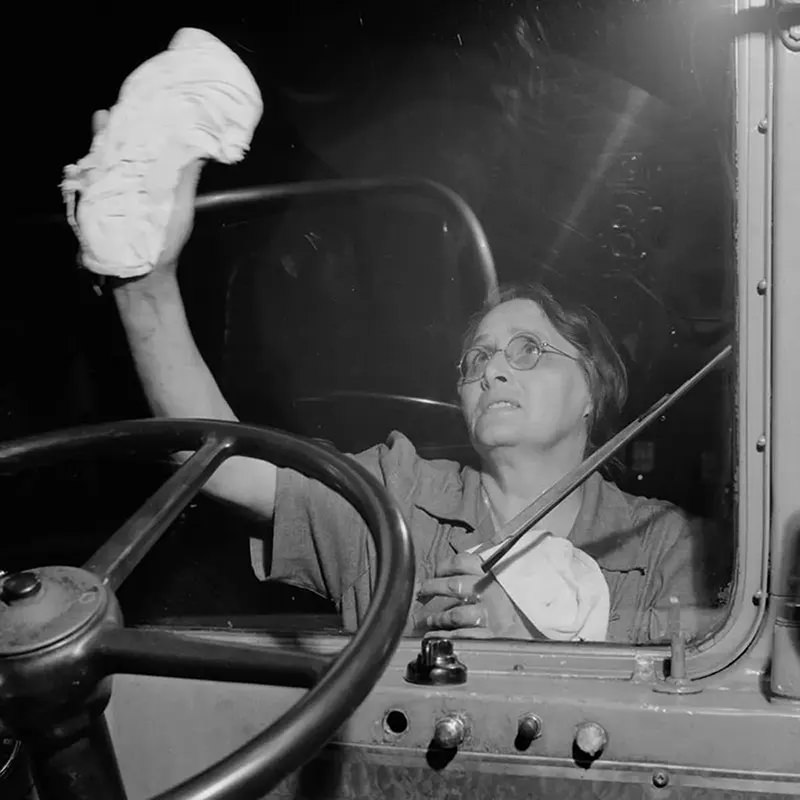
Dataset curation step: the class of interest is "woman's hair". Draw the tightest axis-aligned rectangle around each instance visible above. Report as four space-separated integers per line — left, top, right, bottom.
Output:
460 282 629 453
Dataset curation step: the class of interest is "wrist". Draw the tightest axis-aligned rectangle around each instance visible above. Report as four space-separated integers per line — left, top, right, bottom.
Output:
110 267 182 317
111 266 178 296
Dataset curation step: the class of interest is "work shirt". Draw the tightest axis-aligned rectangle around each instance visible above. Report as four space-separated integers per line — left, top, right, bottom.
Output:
253 431 716 643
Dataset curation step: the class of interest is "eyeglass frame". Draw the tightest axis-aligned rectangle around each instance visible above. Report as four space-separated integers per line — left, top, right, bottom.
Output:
456 331 580 384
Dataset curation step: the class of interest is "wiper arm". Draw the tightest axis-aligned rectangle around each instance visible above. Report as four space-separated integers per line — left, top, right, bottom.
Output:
478 344 733 573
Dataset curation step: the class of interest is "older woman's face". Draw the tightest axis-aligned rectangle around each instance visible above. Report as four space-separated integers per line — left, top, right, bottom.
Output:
458 299 592 455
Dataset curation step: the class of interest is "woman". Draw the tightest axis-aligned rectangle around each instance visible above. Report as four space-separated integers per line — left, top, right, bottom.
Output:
88 113 706 644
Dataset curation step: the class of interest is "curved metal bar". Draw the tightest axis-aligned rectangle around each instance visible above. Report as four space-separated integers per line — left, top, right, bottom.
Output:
96 628 331 689
195 177 499 302
295 391 461 413
14 178 498 302
83 435 235 591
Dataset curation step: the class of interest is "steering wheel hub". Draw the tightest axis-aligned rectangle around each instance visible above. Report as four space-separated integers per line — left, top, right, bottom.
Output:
0 567 106 656
0 418 414 799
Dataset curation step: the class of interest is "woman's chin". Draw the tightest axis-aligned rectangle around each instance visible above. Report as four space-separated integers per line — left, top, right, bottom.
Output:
473 420 526 449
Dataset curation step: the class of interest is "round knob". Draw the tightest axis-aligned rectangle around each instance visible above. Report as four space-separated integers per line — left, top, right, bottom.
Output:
432 715 467 749
421 637 453 665
574 722 608 757
517 713 543 743
1 572 41 603
405 637 467 685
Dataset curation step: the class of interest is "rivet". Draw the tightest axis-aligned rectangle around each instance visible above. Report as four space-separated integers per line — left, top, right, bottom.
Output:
756 279 767 295
756 435 767 452
757 118 768 133
652 769 670 788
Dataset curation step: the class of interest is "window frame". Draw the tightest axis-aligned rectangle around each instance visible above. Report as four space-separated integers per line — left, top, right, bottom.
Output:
221 0 772 681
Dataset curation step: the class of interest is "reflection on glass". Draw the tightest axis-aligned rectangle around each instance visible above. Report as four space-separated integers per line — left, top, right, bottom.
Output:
7 2 736 647
215 1 734 646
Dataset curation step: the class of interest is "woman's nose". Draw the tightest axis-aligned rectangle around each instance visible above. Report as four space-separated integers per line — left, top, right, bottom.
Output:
480 350 511 386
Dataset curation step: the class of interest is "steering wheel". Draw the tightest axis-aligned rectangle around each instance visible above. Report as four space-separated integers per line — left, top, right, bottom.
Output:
0 418 414 800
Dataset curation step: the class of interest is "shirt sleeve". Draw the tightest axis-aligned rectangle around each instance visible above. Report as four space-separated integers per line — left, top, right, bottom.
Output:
261 432 425 630
268 461 375 609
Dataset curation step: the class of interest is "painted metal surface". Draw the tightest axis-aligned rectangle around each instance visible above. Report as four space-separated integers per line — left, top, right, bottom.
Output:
769 0 800 706
106 611 799 798
270 746 797 800
4 3 800 798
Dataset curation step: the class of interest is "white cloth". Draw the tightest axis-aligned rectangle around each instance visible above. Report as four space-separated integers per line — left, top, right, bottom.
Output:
470 531 610 641
61 28 263 277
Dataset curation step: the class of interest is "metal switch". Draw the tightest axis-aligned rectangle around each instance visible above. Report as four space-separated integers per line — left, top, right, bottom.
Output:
432 715 467 749
516 713 543 746
574 721 608 758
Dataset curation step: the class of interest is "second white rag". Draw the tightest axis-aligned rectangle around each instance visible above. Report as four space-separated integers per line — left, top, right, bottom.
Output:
470 531 610 641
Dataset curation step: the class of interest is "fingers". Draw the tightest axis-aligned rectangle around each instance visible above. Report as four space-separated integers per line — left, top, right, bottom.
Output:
417 574 484 603
423 602 486 631
414 555 492 634
407 597 461 634
433 553 485 577
92 109 110 135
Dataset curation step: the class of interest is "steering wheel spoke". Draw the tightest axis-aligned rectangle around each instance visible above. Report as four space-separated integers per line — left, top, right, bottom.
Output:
96 628 331 688
0 418 414 800
84 435 234 590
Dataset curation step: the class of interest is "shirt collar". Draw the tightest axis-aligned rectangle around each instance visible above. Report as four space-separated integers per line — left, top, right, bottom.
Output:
414 466 649 572
412 465 494 546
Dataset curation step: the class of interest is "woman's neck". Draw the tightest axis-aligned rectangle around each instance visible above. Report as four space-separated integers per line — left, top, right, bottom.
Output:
479 442 585 538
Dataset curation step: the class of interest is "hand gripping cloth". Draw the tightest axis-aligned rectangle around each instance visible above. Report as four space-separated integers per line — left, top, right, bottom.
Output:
61 28 263 277
471 531 611 641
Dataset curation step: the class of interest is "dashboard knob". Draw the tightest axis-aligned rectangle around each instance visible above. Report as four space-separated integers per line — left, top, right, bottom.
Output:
432 715 467 750
516 712 543 745
405 637 467 685
422 637 453 665
574 721 608 757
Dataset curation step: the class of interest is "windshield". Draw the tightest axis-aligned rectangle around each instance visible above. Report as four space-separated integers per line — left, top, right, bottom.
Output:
4 1 736 647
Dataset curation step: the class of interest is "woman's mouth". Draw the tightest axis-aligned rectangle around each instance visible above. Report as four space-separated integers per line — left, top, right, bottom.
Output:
484 400 520 411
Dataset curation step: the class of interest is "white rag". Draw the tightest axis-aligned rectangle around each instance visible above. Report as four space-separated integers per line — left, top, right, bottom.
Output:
61 28 263 278
470 531 610 641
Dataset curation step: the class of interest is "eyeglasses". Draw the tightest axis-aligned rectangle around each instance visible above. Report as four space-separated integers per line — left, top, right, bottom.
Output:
457 332 579 383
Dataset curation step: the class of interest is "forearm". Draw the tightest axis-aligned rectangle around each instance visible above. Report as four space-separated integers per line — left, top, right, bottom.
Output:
112 269 277 519
113 271 235 422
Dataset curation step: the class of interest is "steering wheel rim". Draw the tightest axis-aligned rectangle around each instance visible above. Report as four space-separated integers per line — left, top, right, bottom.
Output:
0 418 415 799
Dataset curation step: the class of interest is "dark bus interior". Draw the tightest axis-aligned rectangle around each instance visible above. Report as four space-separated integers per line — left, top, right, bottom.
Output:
4 2 735 629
